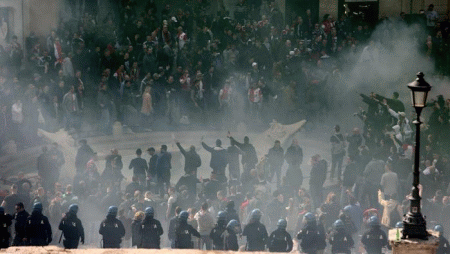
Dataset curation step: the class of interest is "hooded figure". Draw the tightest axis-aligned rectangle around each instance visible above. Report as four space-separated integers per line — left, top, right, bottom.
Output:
58 204 85 249
99 206 126 248
25 202 52 246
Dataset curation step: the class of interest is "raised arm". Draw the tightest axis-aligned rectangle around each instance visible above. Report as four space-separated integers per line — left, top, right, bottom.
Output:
176 142 187 156
201 142 214 153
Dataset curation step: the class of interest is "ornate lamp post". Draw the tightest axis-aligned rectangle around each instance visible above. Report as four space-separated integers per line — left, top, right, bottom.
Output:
402 72 431 240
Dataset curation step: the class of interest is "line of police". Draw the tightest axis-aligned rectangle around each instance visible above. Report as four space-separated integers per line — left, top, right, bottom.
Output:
0 202 449 253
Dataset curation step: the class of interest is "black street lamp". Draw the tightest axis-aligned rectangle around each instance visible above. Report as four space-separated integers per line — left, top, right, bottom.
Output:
402 72 431 240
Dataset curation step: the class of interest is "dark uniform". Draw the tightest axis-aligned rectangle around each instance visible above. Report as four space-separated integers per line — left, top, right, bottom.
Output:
12 206 29 246
242 210 268 251
224 220 240 251
329 220 354 254
139 208 164 249
99 206 126 248
361 217 388 254
210 215 227 250
58 204 84 249
25 203 52 246
268 228 293 252
174 211 200 249
297 213 325 254
438 235 450 254
0 207 12 248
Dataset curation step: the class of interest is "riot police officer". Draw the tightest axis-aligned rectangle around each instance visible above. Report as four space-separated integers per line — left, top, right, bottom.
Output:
224 219 240 251
361 216 388 254
12 202 28 246
210 211 228 250
435 225 450 254
25 202 52 246
243 209 269 251
99 206 126 248
328 219 354 254
139 206 164 249
0 207 12 248
268 219 293 252
58 204 85 249
174 211 200 249
297 212 325 254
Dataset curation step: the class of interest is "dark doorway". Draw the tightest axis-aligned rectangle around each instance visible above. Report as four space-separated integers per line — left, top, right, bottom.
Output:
285 0 320 26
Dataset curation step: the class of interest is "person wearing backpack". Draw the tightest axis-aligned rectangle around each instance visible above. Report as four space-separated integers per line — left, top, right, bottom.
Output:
328 219 354 254
58 204 85 249
139 206 164 249
242 209 268 251
297 212 325 254
99 206 125 248
209 211 228 250
174 211 200 248
330 125 346 182
268 219 293 252
25 202 52 246
224 219 240 251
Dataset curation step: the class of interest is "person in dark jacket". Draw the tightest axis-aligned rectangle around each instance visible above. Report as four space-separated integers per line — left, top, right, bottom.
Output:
328 219 354 254
175 170 200 200
224 219 240 251
155 145 172 197
284 139 304 190
268 219 293 252
227 141 242 181
168 206 182 248
128 148 148 186
309 154 328 210
99 206 126 248
139 206 164 249
174 211 200 249
25 202 52 246
0 207 12 248
243 209 268 251
297 212 325 254
147 147 157 178
202 139 228 181
435 225 450 254
58 204 85 249
75 139 95 173
131 211 144 247
266 190 286 230
229 135 258 172
361 216 388 254
210 211 228 250
267 140 285 187
12 202 29 246
224 201 240 224
176 141 202 175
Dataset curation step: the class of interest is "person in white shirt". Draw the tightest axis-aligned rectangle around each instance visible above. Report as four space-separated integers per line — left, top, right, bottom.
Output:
380 161 399 201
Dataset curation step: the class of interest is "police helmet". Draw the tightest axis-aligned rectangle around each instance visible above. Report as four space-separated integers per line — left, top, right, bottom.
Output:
395 221 403 229
277 219 287 229
217 211 227 221
179 211 189 221
33 202 43 212
108 206 118 217
145 206 154 217
368 216 380 227
304 212 315 223
343 205 351 215
227 219 240 229
334 219 345 229
68 204 79 214
435 225 444 234
251 209 262 220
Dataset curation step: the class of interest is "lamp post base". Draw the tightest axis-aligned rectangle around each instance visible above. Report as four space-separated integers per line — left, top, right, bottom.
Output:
402 212 429 240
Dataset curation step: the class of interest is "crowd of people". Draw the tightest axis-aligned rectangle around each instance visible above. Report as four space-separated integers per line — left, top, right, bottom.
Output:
0 0 450 252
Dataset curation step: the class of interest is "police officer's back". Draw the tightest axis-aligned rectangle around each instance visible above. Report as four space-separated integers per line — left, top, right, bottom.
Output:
224 219 240 251
139 207 163 249
268 219 293 252
25 202 52 246
210 211 228 250
329 219 354 254
435 225 450 254
242 209 268 251
58 204 84 249
174 211 200 248
99 206 126 248
297 212 325 254
0 207 12 248
12 202 28 246
361 216 387 254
